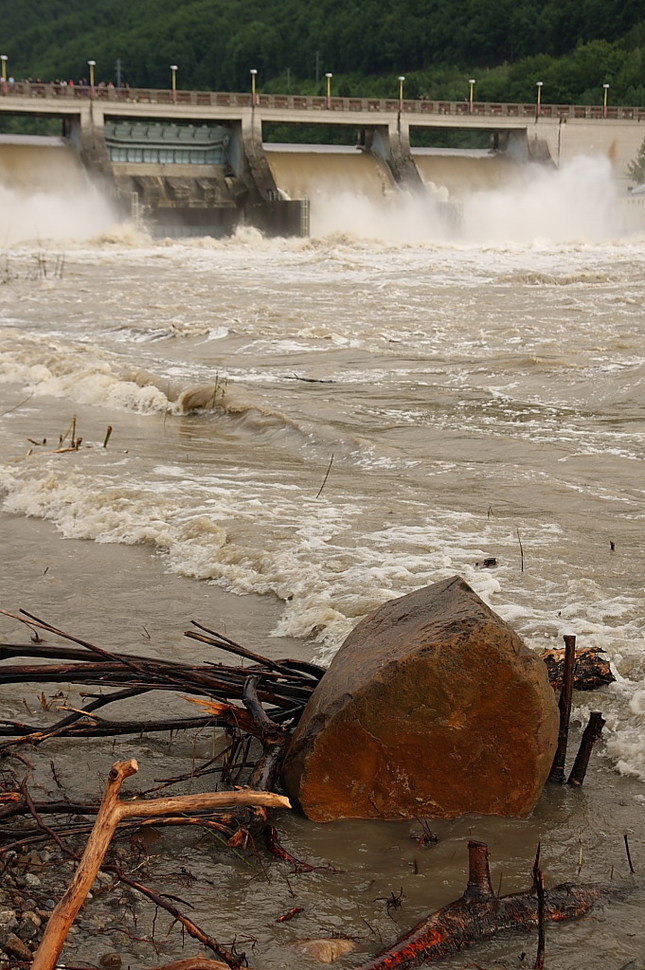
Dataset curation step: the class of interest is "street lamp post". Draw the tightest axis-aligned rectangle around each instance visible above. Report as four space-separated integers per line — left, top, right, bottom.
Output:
602 82 610 118
250 68 258 106
87 59 96 97
170 64 178 103
325 72 333 109
536 80 543 118
0 55 8 90
398 75 405 112
468 78 476 113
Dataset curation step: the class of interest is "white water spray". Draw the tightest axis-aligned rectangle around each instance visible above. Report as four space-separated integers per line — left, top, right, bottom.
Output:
460 155 626 244
0 136 636 247
0 139 119 245
308 155 632 245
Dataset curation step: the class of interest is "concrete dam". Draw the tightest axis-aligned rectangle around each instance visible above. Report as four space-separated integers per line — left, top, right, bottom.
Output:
1 83 644 237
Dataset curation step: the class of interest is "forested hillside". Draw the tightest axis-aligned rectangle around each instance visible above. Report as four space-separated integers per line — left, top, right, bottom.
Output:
2 0 644 105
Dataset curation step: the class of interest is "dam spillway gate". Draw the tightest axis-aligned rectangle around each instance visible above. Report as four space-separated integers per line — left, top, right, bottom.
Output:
102 119 308 237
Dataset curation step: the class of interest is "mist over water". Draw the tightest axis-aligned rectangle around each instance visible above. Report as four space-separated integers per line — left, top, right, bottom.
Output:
460 155 627 243
0 140 118 245
309 155 632 243
0 183 118 246
0 140 638 246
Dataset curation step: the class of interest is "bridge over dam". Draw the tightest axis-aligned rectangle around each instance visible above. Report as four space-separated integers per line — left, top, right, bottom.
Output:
1 82 644 237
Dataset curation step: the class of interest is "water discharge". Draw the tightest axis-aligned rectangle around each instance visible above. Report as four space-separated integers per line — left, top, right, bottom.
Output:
460 154 628 243
1 138 640 245
0 140 644 968
0 136 117 245
267 145 638 243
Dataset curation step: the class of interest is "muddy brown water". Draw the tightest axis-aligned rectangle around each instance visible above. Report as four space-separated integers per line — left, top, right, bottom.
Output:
1 513 643 970
0 143 644 967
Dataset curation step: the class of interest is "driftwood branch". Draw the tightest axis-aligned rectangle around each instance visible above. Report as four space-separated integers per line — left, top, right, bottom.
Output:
99 860 247 967
463 840 493 901
30 758 290 970
353 841 617 970
243 674 286 744
149 961 232 970
30 759 139 970
567 711 606 786
21 792 257 967
0 608 150 677
549 634 577 783
0 609 325 754
248 743 285 791
532 843 546 970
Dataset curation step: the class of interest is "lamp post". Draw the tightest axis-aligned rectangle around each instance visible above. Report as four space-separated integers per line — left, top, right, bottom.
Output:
602 82 610 118
325 72 333 109
87 59 96 97
398 75 405 112
536 80 543 118
0 55 7 91
250 68 258 106
468 77 476 113
170 64 178 103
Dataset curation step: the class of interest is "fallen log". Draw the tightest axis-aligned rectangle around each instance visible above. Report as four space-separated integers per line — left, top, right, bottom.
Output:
353 840 618 970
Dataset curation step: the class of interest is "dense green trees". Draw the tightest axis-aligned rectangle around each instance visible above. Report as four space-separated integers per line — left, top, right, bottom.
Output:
1 0 643 106
628 136 645 184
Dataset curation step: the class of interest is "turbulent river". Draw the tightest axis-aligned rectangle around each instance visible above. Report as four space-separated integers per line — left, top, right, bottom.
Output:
0 144 644 968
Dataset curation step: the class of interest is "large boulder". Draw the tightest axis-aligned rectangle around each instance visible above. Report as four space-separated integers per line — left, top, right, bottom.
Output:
282 576 559 821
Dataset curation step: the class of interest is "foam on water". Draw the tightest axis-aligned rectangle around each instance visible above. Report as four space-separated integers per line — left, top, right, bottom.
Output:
0 449 530 656
2 442 642 800
0 329 171 412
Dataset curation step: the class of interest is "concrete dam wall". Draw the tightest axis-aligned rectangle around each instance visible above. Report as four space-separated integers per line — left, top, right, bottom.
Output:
2 84 643 238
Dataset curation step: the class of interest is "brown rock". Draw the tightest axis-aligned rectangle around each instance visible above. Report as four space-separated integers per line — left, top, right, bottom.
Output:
291 938 358 963
99 953 123 968
2 932 33 961
282 576 559 821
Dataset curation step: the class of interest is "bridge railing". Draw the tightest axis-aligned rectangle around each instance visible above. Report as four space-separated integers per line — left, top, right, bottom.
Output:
1 81 644 121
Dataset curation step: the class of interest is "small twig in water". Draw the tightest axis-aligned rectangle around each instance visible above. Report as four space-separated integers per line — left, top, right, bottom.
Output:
566 710 605 786
533 865 546 969
58 415 76 447
516 528 525 572
103 425 113 449
1 394 33 417
624 834 635 874
315 453 334 499
549 634 577 784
